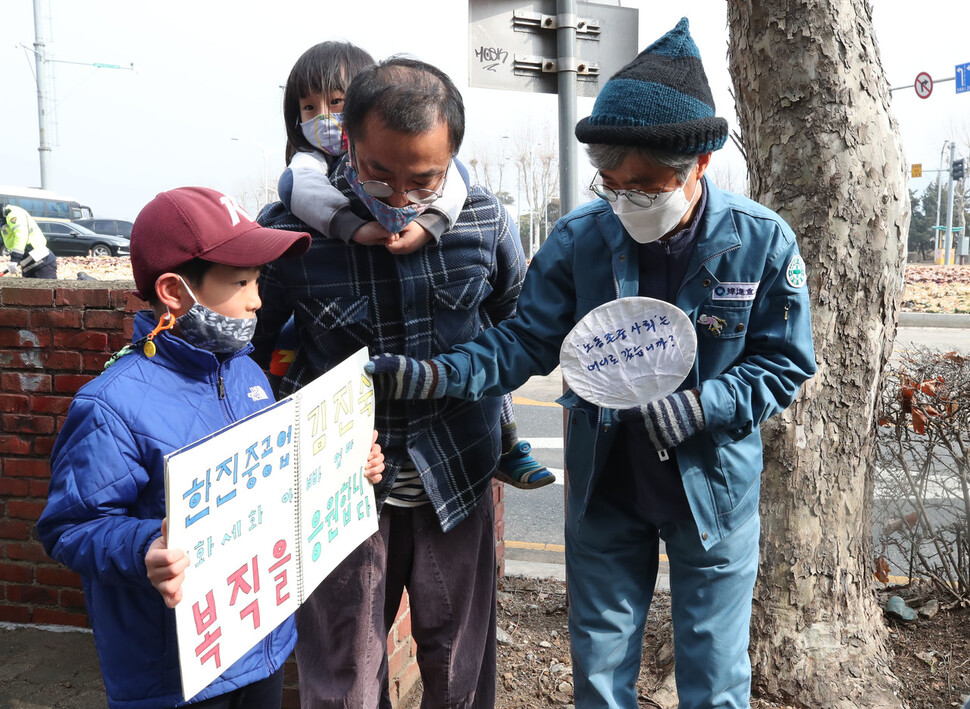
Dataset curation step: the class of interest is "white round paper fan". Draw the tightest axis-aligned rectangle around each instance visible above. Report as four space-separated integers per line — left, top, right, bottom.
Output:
559 297 697 409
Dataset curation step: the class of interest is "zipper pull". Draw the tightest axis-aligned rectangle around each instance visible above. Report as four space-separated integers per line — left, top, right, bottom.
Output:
784 302 790 321
658 449 669 461
218 375 226 400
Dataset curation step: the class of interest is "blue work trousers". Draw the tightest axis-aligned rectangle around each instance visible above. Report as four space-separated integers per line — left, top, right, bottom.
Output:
565 489 760 709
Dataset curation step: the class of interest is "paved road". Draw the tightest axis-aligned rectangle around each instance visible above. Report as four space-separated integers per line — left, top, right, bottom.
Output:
505 373 567 573
503 323 970 577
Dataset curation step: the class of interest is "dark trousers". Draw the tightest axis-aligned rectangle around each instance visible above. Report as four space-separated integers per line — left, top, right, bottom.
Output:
188 667 284 709
23 254 57 279
295 491 497 709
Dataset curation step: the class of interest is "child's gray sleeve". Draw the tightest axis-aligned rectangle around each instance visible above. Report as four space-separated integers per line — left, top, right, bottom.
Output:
285 152 365 243
414 159 469 243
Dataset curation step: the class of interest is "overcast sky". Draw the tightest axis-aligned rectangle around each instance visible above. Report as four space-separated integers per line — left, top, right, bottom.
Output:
0 0 967 221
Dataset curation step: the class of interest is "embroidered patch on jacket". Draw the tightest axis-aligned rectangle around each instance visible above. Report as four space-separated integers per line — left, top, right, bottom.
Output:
711 282 760 301
786 256 807 288
247 385 269 402
698 314 726 335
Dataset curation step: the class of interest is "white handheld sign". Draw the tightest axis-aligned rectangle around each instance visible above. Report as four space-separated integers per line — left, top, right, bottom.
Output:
560 297 697 409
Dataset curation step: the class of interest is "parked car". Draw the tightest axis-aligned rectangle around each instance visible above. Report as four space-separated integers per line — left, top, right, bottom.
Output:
74 218 133 239
35 218 130 257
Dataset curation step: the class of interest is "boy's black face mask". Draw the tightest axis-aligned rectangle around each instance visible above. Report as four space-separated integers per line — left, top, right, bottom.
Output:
174 278 257 355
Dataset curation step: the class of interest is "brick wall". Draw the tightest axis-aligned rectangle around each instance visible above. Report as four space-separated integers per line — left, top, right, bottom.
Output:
0 280 133 628
0 278 506 707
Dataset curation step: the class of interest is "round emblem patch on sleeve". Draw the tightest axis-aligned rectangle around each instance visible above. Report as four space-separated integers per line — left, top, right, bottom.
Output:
785 255 807 288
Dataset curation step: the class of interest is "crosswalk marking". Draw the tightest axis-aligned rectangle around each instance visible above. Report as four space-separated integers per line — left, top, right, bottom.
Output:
523 437 563 449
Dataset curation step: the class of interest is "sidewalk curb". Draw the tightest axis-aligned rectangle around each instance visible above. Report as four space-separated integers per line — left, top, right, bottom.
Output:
899 312 970 328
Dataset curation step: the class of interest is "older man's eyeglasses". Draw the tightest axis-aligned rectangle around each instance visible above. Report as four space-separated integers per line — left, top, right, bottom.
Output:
351 147 448 206
588 172 675 208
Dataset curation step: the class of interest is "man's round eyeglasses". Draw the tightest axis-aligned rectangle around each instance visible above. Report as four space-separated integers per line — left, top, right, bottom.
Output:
359 180 444 206
352 147 448 206
588 172 675 208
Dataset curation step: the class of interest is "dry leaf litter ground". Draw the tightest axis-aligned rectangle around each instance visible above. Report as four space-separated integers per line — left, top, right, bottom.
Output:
6 258 970 312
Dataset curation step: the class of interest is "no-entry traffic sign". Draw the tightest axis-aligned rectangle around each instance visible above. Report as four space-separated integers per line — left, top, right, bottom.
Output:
915 72 933 99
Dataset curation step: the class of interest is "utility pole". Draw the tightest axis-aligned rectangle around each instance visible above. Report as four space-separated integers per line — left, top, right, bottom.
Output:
23 0 134 190
32 0 53 188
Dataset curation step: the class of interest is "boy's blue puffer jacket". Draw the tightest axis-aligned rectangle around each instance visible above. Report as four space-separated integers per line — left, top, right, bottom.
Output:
37 311 296 708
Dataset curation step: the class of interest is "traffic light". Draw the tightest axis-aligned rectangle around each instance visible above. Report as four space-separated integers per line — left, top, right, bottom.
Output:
953 159 966 181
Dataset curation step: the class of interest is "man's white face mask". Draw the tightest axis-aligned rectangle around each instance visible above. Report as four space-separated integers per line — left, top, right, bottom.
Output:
609 179 697 244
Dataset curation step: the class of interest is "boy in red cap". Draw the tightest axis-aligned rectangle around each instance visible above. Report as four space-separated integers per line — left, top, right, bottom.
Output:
37 187 385 709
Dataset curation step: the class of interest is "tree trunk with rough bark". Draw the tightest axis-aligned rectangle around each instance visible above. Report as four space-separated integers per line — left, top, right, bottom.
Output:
726 1 910 706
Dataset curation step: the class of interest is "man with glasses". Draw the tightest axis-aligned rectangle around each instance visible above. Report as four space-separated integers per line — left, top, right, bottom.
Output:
254 56 525 708
367 19 816 708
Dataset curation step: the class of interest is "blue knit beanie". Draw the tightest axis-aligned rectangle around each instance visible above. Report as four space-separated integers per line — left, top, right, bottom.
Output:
575 18 727 155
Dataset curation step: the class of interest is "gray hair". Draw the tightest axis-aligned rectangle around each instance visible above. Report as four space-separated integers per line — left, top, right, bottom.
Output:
585 144 697 182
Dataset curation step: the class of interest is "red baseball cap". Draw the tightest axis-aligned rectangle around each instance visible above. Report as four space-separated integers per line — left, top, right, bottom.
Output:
130 186 311 299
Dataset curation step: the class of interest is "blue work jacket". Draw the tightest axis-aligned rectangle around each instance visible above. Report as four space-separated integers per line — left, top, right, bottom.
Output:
437 179 817 549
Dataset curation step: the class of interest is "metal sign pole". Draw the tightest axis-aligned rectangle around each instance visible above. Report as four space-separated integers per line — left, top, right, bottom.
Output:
945 142 957 265
469 0 638 220
557 0 580 217
936 142 948 230
933 141 948 262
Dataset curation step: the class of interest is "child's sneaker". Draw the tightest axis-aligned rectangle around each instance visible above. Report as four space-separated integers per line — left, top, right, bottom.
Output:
495 440 556 489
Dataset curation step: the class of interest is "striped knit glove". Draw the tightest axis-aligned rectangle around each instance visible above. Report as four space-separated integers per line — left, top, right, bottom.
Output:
617 389 705 451
365 354 446 400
